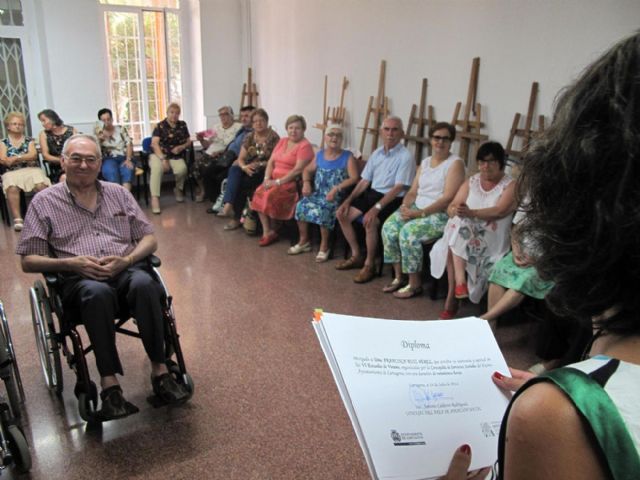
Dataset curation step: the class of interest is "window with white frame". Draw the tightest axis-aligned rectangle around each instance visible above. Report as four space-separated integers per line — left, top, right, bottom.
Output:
99 0 182 143
0 0 32 138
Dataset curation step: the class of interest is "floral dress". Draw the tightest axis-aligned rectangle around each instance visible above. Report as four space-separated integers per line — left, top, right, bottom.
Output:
2 136 35 171
295 149 350 229
430 173 514 303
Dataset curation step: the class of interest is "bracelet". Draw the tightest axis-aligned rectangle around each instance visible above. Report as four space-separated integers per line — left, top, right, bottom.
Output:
275 179 281 186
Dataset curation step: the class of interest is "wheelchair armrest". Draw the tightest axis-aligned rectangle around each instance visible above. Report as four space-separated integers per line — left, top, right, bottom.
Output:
44 273 59 287
148 255 161 268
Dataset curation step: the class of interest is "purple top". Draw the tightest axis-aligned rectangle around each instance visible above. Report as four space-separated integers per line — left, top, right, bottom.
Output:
16 181 154 259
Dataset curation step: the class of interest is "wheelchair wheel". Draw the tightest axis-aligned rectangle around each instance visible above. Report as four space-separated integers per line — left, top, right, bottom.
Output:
5 424 31 473
30 281 63 395
0 303 25 419
168 361 194 400
75 381 98 423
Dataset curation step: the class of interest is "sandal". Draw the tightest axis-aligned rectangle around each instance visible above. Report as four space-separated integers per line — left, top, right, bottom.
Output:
454 284 469 299
315 250 330 263
223 220 241 231
258 231 279 247
393 284 423 299
335 256 364 270
439 309 458 320
13 218 23 232
382 277 406 293
288 242 312 255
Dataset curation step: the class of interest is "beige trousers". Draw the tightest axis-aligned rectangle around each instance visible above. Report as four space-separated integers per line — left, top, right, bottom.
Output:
149 154 187 197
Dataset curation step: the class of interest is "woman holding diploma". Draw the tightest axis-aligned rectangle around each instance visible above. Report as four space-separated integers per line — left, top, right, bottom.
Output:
442 32 640 480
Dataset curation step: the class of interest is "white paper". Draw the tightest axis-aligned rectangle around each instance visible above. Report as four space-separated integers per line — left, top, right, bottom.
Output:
313 313 511 480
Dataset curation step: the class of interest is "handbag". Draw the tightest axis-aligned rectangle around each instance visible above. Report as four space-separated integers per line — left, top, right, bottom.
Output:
213 150 237 169
241 199 257 235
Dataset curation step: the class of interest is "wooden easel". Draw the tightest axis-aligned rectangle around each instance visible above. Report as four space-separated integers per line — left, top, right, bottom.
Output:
314 76 349 148
358 60 389 155
328 76 349 125
404 78 435 164
451 57 488 170
240 67 260 111
505 82 545 161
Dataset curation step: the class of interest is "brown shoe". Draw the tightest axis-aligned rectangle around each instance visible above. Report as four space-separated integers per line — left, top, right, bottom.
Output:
335 256 364 270
353 265 376 283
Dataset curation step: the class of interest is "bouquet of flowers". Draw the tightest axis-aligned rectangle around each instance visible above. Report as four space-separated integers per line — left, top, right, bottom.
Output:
196 128 217 141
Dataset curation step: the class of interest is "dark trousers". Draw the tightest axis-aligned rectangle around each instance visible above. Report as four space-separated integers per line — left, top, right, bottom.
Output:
231 170 265 220
61 263 166 377
203 162 230 202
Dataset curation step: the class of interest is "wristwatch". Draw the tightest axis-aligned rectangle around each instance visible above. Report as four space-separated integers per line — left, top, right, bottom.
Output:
374 202 383 211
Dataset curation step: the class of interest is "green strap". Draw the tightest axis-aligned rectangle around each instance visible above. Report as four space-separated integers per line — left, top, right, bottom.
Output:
498 364 640 479
536 367 640 480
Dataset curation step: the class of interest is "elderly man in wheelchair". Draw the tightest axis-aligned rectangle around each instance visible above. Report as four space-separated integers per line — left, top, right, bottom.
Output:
16 134 190 422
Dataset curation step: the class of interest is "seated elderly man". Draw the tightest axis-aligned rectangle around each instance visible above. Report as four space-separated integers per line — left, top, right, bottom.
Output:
194 105 244 204
16 134 188 421
336 116 416 283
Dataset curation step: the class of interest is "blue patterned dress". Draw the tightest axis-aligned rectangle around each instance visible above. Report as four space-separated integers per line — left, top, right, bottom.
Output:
295 149 350 229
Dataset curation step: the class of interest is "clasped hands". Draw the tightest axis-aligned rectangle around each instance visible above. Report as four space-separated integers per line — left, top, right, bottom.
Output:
451 202 474 218
399 204 421 221
71 255 130 281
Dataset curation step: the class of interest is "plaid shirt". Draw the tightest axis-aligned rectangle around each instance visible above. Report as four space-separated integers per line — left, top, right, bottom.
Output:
16 181 154 259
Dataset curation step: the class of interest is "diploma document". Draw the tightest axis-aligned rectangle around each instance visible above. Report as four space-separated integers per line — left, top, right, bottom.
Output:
313 312 511 480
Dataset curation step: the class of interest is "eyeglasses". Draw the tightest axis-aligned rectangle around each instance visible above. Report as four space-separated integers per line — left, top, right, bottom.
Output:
326 132 342 138
67 154 99 165
219 112 232 117
431 135 451 142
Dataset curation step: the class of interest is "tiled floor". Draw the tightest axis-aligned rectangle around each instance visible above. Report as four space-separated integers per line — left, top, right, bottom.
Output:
0 195 539 479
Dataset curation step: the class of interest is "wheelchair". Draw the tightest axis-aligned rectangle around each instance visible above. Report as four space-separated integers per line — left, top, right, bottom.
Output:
28 256 194 423
0 301 31 473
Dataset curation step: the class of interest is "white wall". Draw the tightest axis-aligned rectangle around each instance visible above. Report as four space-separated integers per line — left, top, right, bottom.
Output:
34 0 108 126
244 0 640 157
199 0 245 127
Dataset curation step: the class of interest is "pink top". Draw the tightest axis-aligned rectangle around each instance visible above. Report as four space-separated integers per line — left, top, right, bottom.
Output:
270 137 314 179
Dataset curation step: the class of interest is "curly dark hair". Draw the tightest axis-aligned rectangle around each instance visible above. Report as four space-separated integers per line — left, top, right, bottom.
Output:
518 31 640 334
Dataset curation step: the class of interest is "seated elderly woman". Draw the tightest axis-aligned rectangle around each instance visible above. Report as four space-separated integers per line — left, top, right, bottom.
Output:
381 122 465 298
38 108 77 183
481 216 553 325
288 124 359 262
442 32 640 480
430 142 516 319
194 105 241 203
219 108 280 230
149 102 191 214
0 112 50 231
251 114 314 246
95 108 134 191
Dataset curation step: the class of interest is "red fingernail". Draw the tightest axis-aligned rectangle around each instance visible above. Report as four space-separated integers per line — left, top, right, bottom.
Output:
493 371 504 380
459 444 471 455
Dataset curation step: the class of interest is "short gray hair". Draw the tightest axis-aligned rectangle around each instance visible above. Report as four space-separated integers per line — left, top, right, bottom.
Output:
383 115 404 131
325 123 343 135
62 133 102 158
219 105 234 116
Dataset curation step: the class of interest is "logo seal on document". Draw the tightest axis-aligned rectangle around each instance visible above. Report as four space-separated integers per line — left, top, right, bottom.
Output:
390 429 426 446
